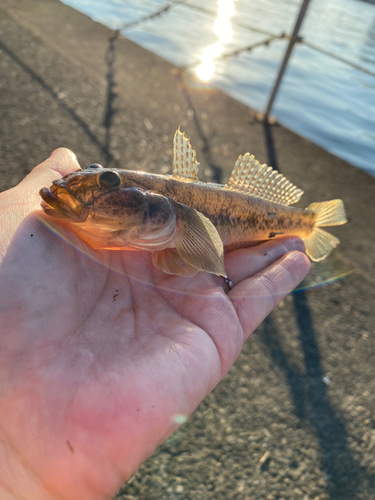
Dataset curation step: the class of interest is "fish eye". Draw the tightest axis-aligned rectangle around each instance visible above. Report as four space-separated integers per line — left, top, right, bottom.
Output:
98 171 121 189
86 163 103 169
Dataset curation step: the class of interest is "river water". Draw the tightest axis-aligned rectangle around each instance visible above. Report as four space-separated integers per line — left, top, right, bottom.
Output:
61 0 375 176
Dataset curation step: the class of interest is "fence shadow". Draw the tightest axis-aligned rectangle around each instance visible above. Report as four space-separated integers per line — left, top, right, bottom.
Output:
260 315 306 420
259 121 367 499
0 39 111 161
176 70 222 184
102 30 119 165
263 121 279 170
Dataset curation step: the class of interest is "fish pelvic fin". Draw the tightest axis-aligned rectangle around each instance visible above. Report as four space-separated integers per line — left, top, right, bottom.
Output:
225 153 303 206
303 200 347 262
172 127 200 182
152 248 199 276
170 202 226 278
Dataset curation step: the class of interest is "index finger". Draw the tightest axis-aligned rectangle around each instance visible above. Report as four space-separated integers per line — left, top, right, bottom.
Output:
229 251 310 341
225 237 306 286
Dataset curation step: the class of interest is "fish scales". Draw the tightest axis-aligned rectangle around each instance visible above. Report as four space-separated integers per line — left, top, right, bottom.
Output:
115 170 315 245
40 127 346 281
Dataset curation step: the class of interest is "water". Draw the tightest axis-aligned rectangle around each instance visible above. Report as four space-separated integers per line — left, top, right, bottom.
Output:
61 0 375 176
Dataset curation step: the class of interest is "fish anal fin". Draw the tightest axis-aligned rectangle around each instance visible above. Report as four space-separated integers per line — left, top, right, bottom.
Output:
303 228 340 262
152 248 198 277
173 202 226 278
225 153 303 206
172 127 200 181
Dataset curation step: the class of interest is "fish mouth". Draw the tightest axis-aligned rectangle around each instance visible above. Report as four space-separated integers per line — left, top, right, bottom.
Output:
40 187 88 222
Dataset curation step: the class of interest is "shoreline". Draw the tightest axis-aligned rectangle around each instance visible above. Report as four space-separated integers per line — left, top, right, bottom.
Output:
60 0 375 178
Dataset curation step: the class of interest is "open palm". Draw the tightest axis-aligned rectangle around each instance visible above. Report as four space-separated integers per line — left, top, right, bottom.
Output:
0 149 309 500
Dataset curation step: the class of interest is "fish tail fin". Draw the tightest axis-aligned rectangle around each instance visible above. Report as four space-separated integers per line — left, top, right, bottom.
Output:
306 199 347 227
302 200 347 262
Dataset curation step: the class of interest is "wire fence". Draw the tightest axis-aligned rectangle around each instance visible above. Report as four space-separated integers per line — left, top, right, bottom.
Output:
120 0 375 80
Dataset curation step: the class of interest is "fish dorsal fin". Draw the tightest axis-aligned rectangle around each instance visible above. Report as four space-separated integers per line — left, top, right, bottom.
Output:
225 153 303 206
172 127 200 181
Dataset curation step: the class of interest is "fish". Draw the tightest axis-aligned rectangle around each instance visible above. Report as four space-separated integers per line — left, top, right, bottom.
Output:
40 128 347 283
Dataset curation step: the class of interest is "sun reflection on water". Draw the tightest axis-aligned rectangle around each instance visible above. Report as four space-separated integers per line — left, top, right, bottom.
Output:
196 0 236 81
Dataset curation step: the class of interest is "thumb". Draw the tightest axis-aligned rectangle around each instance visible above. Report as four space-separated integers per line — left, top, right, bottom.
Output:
6 148 81 215
0 148 81 261
19 147 81 193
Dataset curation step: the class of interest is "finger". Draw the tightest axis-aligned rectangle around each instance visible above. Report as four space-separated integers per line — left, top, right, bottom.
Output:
225 237 306 286
0 148 80 243
19 147 81 204
33 147 80 177
0 148 80 259
229 251 310 341
3 148 81 217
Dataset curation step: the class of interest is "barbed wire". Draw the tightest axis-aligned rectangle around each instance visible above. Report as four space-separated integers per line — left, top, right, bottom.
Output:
168 0 279 38
120 0 187 31
219 35 287 60
302 40 375 79
180 35 284 72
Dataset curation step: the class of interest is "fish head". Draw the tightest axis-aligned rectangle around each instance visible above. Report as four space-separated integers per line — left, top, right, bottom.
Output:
40 165 177 249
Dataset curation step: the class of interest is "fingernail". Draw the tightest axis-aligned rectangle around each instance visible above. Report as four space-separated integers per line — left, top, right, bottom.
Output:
282 237 305 253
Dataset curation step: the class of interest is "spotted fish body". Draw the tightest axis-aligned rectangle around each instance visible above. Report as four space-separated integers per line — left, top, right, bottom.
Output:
106 170 316 250
40 128 346 280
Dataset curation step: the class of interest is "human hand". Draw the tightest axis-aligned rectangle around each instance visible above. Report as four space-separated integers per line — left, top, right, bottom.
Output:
0 149 310 500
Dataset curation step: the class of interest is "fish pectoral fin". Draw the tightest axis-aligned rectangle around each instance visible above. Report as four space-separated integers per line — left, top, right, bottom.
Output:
225 153 303 206
172 127 200 181
152 248 199 277
173 202 226 278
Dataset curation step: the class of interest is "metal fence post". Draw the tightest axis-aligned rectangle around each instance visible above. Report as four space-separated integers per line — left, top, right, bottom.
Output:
263 0 312 122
